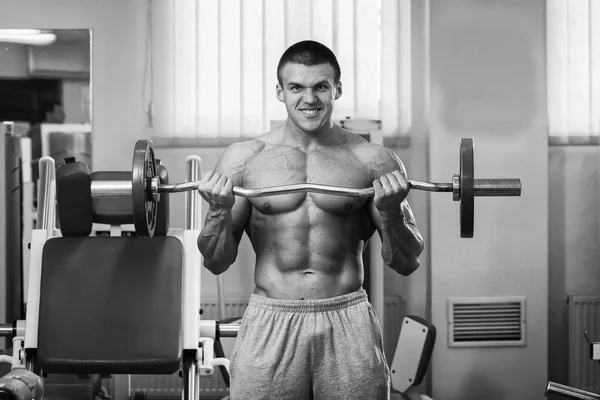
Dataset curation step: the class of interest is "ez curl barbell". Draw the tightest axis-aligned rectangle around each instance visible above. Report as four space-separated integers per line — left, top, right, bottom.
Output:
89 138 522 239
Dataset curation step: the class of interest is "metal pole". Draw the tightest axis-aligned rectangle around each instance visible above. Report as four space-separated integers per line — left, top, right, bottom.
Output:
20 137 34 310
35 157 56 230
90 180 132 198
182 353 198 400
546 382 600 400
0 323 13 337
218 322 240 338
185 156 202 230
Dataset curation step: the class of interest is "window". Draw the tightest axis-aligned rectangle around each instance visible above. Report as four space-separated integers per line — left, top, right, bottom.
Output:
547 0 600 144
147 0 412 139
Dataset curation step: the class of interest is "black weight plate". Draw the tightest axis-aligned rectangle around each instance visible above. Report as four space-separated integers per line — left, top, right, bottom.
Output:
132 140 157 238
460 138 474 238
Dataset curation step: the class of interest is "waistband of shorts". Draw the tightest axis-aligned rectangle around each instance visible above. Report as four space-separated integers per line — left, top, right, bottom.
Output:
248 288 368 313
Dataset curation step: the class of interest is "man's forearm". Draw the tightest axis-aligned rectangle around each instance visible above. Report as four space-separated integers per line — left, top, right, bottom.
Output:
379 211 424 276
197 209 238 274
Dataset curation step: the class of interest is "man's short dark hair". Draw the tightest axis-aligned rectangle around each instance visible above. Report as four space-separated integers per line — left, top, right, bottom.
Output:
277 40 341 85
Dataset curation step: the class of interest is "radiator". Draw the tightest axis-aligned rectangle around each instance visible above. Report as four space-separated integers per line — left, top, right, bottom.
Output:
568 295 600 392
129 295 404 398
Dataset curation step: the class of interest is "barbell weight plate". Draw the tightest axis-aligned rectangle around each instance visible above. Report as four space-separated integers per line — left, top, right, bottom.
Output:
132 139 157 238
460 138 475 238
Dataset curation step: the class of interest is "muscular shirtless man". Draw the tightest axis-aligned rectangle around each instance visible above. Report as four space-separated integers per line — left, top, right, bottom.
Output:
197 40 424 400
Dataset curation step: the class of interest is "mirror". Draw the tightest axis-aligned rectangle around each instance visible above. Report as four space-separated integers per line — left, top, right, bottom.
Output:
0 29 92 169
0 29 91 325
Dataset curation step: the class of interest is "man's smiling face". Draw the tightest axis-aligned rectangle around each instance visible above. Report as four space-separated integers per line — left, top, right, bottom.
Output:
276 62 342 135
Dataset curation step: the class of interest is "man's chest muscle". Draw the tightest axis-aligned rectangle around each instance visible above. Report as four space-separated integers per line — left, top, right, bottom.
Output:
243 147 372 215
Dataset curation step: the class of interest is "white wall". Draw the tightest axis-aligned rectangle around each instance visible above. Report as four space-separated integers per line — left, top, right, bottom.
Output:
429 1 548 399
0 43 29 77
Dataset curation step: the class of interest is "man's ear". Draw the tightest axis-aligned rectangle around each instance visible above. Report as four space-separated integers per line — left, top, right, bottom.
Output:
276 84 284 102
335 81 343 100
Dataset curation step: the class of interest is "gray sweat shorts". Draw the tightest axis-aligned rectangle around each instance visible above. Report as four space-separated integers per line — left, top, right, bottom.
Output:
229 288 390 400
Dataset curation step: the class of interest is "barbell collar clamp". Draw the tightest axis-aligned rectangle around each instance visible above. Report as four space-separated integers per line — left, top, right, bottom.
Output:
150 176 160 203
453 175 460 201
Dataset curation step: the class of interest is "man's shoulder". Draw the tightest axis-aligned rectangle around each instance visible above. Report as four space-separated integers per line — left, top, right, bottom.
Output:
342 132 405 176
225 137 262 155
219 135 269 168
343 132 393 162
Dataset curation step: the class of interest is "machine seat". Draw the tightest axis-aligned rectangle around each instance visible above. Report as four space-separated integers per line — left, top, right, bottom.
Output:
37 236 183 374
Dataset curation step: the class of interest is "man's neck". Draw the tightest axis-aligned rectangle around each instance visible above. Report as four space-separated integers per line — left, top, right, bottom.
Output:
283 119 339 151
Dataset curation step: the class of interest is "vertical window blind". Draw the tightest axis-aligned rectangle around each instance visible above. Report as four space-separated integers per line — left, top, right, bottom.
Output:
547 0 600 143
148 0 412 138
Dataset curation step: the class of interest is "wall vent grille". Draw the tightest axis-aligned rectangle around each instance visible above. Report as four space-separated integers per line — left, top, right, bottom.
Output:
448 297 526 347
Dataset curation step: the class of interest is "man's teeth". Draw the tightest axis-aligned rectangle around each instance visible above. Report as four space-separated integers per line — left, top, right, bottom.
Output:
302 109 318 115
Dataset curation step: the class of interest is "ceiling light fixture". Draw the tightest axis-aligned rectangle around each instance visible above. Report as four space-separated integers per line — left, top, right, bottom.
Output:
0 29 57 46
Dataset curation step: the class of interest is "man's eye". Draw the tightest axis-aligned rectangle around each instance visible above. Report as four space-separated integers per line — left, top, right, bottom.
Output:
318 85 328 91
290 86 300 91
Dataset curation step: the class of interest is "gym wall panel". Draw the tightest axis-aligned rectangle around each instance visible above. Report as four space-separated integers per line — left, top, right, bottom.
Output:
429 1 548 399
